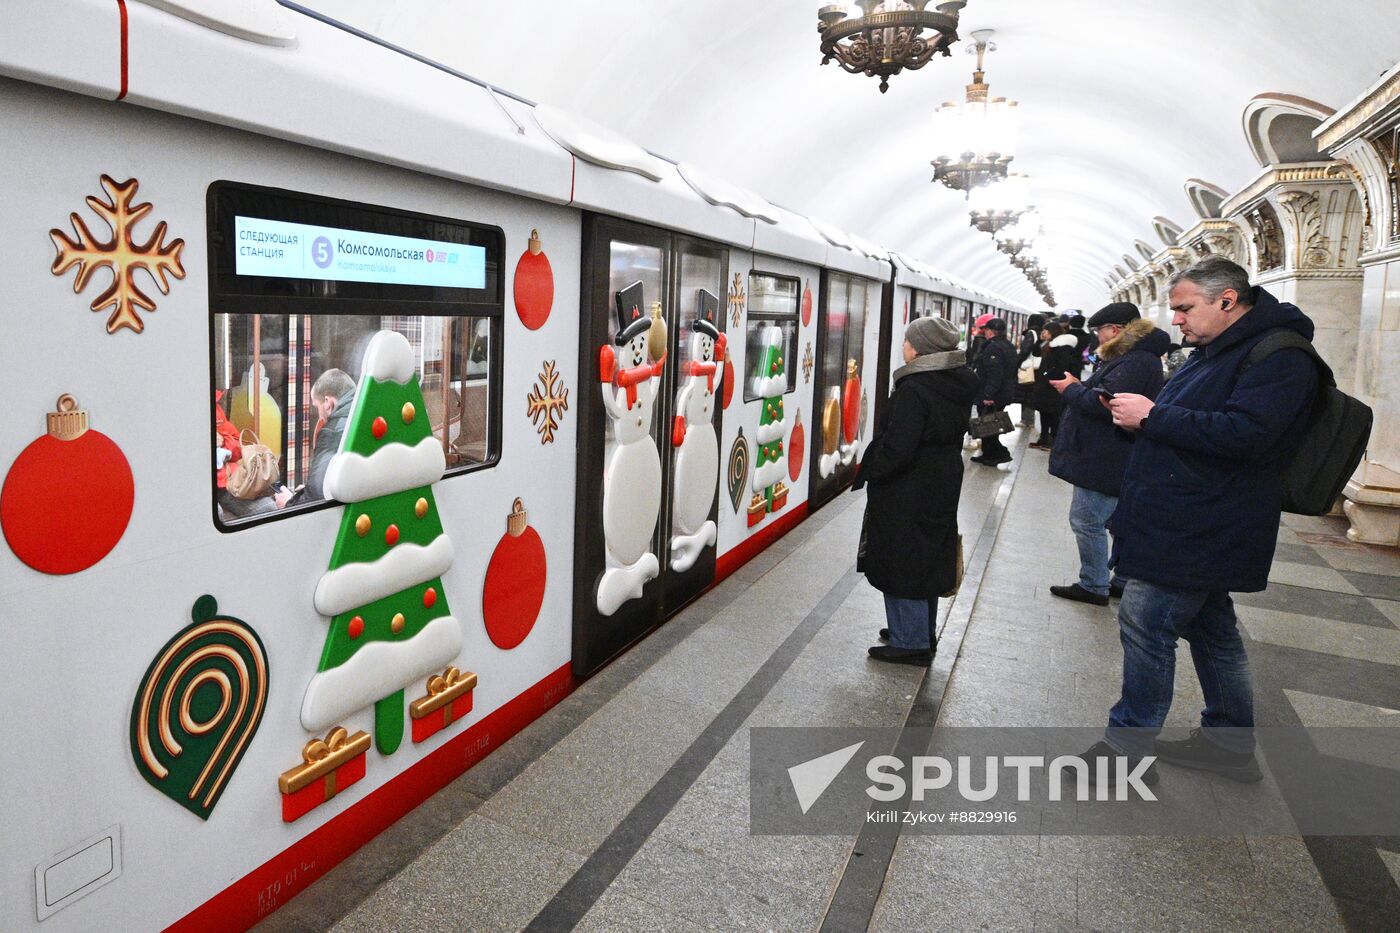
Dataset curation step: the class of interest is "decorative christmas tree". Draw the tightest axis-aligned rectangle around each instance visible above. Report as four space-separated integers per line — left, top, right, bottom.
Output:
300 331 463 755
749 325 789 526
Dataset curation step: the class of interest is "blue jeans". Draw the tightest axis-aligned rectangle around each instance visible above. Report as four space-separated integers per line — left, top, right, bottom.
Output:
883 595 934 650
1069 486 1124 597
1105 579 1255 757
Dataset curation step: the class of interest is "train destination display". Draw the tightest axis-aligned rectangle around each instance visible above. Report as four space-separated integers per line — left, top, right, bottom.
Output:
234 216 486 288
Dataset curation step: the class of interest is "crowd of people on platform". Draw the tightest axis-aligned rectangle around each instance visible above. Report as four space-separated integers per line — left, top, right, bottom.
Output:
854 254 1329 788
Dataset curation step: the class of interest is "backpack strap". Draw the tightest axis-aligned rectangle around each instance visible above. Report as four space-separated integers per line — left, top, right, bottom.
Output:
1237 328 1335 389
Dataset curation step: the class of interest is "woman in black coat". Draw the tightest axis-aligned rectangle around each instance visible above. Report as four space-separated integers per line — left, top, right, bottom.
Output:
855 316 979 665
1014 313 1046 427
1031 322 1082 450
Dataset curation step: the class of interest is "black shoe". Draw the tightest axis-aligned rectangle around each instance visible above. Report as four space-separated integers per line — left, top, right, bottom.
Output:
879 627 889 643
969 454 989 464
1050 583 1110 607
868 645 933 666
1154 728 1263 783
1077 740 1160 788
1109 583 1125 599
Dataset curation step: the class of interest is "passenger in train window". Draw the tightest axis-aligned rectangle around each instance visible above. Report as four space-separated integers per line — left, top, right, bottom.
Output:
1074 256 1320 787
969 318 1017 466
854 316 978 666
1042 302 1168 607
213 390 286 520
288 368 356 505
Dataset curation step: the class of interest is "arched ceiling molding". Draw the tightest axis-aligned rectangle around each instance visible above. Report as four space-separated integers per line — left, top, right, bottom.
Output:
1184 178 1231 220
1121 253 1140 271
1133 239 1156 263
1242 93 1336 167
1152 216 1183 246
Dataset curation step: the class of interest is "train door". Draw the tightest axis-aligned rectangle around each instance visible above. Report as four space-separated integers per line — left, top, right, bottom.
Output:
807 270 872 512
572 215 729 677
872 276 898 439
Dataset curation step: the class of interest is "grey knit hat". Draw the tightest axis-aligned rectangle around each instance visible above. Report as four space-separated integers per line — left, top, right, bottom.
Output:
904 316 960 355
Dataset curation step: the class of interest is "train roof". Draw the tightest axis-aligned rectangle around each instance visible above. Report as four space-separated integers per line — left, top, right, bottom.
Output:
0 0 1036 307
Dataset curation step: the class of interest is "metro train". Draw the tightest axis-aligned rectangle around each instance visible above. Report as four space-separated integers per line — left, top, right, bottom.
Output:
0 4 1030 930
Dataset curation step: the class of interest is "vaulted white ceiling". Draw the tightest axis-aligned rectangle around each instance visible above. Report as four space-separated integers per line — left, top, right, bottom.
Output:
309 0 1400 311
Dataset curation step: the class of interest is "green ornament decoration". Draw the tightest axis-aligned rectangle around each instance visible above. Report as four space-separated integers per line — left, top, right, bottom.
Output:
301 331 462 755
130 595 268 820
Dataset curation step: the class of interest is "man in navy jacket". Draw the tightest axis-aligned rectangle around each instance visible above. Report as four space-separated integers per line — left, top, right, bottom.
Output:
1046 302 1169 606
1082 256 1318 786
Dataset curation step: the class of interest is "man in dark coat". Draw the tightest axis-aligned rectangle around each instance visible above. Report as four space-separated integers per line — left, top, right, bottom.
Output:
1067 312 1094 356
970 318 1017 466
1045 302 1169 605
855 316 979 665
1076 256 1319 787
291 368 357 504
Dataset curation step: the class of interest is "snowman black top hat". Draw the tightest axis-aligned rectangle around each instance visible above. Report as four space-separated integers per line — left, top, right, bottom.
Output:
614 281 651 344
692 288 721 340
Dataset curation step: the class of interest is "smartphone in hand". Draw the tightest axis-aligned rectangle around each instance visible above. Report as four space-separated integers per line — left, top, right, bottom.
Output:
1093 388 1116 401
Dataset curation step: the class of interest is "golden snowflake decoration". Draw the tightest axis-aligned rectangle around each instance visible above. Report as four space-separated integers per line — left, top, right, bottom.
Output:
802 341 815 383
526 359 570 445
50 175 186 334
727 273 746 328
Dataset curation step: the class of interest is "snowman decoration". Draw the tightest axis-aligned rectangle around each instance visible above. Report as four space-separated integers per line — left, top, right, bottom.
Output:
669 291 727 573
596 287 667 616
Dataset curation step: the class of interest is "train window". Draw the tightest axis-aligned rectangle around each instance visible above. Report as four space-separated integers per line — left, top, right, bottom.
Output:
820 272 871 416
606 238 667 444
206 182 504 531
744 272 800 402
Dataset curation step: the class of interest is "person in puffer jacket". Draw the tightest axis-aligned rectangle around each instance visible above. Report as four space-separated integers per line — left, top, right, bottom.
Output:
1045 302 1169 606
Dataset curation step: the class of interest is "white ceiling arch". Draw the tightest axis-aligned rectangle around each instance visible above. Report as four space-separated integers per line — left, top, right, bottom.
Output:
307 0 1400 309
1241 93 1335 167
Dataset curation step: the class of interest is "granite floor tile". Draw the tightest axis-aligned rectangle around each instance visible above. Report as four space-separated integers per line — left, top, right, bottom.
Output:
609 835 828 932
1267 560 1362 594
1271 541 1334 567
1238 607 1400 667
1339 569 1400 601
572 887 710 933
1320 543 1400 578
331 814 584 933
1234 582 1397 629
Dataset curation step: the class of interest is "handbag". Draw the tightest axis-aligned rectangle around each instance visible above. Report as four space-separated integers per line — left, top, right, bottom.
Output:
968 410 1014 438
941 534 964 598
1017 366 1035 385
226 429 280 500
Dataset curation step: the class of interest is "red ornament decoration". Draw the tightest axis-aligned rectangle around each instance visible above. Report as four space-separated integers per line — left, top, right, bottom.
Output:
371 416 387 439
789 410 806 482
513 228 554 330
720 347 735 410
348 616 364 639
842 360 863 445
1 395 134 574
801 281 813 327
384 524 400 547
482 498 547 650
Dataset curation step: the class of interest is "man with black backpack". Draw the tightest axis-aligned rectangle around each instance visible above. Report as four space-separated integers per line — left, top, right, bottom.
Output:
1071 256 1331 787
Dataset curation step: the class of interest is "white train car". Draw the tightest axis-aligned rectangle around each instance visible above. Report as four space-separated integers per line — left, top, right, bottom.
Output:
0 4 1027 930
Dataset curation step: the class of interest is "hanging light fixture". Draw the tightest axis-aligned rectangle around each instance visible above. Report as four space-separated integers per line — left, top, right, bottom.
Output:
993 209 1039 257
969 172 1031 234
930 28 1017 198
817 1 967 94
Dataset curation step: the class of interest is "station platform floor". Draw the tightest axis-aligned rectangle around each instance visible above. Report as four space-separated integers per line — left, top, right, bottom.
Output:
253 428 1400 933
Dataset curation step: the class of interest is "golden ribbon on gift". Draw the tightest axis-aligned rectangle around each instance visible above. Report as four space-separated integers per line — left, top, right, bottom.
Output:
277 727 371 795
409 667 478 723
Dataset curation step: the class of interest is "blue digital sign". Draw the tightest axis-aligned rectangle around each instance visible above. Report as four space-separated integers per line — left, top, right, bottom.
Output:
233 216 486 289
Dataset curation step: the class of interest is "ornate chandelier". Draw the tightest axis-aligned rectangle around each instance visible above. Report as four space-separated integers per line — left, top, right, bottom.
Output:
931 28 1017 198
993 209 1039 257
817 1 967 94
969 172 1030 233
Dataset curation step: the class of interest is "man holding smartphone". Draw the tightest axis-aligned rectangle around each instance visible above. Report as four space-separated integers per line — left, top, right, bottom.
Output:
1045 302 1169 605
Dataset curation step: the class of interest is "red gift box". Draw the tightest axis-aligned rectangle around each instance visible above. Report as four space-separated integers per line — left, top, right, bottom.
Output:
770 482 789 514
747 494 767 528
277 727 370 823
410 667 477 743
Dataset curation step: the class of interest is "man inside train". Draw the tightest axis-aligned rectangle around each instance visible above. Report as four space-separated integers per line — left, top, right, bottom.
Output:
1075 256 1319 787
288 368 357 505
